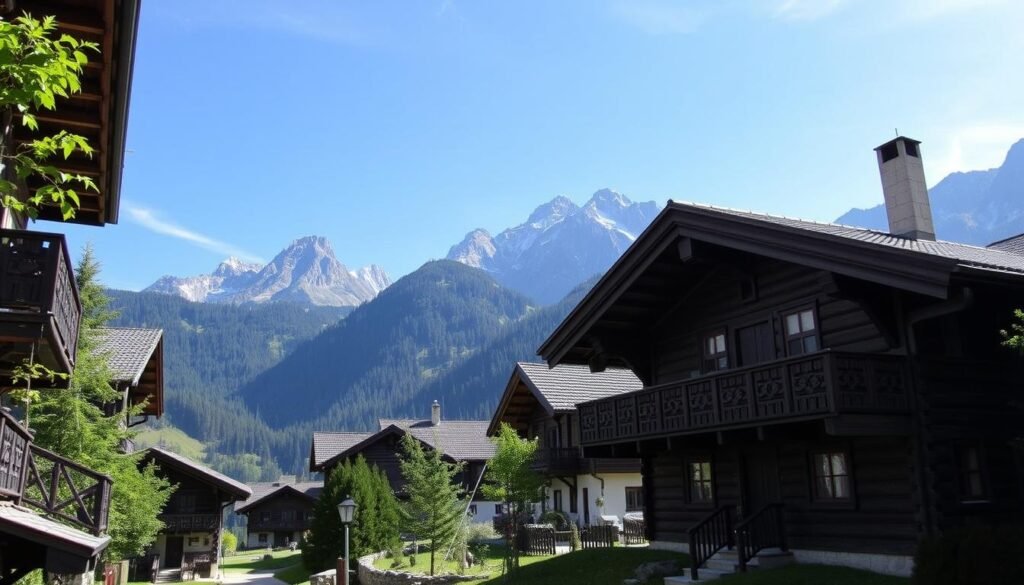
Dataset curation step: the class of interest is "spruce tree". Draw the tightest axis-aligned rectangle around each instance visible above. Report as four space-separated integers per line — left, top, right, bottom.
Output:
398 433 466 576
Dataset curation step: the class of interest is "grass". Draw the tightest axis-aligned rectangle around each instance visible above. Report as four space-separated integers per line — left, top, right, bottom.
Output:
133 425 207 460
718 563 911 584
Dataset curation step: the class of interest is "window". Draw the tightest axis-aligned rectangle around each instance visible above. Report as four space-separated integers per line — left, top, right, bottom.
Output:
177 493 197 513
812 451 851 501
784 308 819 355
702 332 728 372
468 504 478 516
553 489 563 512
495 504 504 515
958 445 988 502
688 458 714 504
569 488 578 514
625 487 644 512
548 427 560 449
282 509 296 521
258 533 268 544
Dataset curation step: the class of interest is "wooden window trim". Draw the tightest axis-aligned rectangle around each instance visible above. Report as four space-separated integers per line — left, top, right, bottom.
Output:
625 486 644 512
957 442 991 505
782 303 821 357
808 447 856 509
701 329 730 374
685 454 716 508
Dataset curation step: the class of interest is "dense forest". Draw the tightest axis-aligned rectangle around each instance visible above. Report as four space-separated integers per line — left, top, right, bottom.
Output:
113 261 596 478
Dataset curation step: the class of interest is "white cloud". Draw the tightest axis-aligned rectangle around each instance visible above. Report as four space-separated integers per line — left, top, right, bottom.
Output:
772 0 848 21
610 0 708 35
927 123 1024 182
127 206 265 264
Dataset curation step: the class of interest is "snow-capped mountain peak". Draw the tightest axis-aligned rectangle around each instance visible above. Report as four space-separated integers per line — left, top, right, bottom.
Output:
446 189 662 303
143 237 391 307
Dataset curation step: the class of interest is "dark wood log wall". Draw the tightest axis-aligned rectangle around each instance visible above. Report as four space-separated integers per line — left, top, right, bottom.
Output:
651 261 891 385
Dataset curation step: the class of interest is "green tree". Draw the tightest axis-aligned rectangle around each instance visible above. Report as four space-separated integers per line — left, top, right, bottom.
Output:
481 423 544 578
301 456 400 572
1003 309 1024 351
24 246 173 561
397 432 467 576
221 531 238 557
0 13 100 221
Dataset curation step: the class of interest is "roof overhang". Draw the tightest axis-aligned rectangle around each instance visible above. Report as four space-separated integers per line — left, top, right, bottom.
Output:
235 484 318 514
315 425 455 473
7 0 141 226
0 503 110 573
141 447 252 501
486 364 557 436
538 202 961 367
127 335 164 417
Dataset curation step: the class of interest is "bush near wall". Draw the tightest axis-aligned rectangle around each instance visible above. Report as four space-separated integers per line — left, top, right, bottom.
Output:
912 525 1024 585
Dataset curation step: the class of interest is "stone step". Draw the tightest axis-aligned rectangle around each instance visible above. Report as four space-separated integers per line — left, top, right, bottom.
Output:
664 568 728 583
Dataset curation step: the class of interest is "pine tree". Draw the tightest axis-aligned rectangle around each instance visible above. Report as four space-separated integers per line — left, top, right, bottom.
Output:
26 245 173 561
398 433 466 576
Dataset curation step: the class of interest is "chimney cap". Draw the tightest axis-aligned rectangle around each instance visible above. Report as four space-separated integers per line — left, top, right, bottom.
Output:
874 136 921 152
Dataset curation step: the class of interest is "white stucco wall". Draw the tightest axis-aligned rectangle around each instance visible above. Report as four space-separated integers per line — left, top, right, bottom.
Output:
466 500 503 523
544 472 643 525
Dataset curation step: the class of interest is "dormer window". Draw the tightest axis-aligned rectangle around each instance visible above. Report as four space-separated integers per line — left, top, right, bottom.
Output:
702 331 728 372
784 308 819 355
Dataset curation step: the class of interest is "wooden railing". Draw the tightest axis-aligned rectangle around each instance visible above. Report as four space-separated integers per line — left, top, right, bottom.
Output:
736 503 787 572
688 506 734 582
247 517 310 532
579 351 909 446
0 229 82 372
160 513 219 533
532 448 584 475
517 524 555 555
580 524 618 549
22 443 113 535
622 517 647 545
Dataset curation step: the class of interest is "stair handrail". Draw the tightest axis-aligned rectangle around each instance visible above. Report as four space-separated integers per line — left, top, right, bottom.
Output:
735 503 787 572
687 506 734 581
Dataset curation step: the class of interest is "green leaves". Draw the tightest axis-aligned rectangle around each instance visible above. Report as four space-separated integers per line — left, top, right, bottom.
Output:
0 12 100 222
1001 308 1024 352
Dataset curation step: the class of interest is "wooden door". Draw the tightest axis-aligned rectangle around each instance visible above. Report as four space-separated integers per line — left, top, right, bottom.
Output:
583 488 590 526
165 536 184 568
737 321 775 367
742 446 780 518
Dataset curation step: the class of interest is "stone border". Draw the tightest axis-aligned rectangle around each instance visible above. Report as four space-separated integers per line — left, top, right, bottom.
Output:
312 552 489 585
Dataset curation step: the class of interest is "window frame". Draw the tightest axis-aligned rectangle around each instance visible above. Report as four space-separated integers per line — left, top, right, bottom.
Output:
809 448 856 508
553 489 563 512
685 454 715 508
956 442 990 504
782 304 821 357
625 486 644 512
701 329 730 373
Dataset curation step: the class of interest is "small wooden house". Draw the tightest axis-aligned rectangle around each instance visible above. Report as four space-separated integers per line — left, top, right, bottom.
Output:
536 137 1024 578
236 478 322 549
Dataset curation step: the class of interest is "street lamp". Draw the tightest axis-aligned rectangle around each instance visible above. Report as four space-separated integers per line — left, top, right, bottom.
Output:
336 497 357 585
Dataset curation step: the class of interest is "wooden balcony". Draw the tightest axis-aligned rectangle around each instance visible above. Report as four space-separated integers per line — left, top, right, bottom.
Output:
247 517 310 532
578 351 910 446
532 448 642 475
0 409 112 536
0 229 82 379
159 513 219 534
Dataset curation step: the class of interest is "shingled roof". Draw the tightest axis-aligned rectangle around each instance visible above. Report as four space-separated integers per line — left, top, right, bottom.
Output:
309 432 373 470
0 502 110 564
236 479 322 514
94 327 162 385
989 233 1024 256
379 418 496 461
142 447 252 501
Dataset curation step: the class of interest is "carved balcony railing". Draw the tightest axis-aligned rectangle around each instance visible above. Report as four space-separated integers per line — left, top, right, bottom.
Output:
247 517 311 532
0 229 82 376
578 351 909 446
532 448 641 475
159 513 219 533
1 409 113 536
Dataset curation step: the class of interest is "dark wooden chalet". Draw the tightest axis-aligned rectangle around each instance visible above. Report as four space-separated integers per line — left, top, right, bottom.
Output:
138 448 252 581
235 478 322 549
1 0 140 383
488 362 644 525
94 327 165 428
537 138 1024 578
310 403 502 521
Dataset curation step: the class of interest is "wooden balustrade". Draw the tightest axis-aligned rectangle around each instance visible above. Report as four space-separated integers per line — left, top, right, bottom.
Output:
736 503 787 572
159 513 219 533
688 506 734 581
579 351 909 446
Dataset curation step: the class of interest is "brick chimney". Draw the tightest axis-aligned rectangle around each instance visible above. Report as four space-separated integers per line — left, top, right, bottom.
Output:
431 400 441 426
875 136 935 241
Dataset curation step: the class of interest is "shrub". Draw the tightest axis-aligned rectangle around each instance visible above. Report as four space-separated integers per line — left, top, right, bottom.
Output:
221 531 238 556
466 521 499 542
913 525 1024 585
539 510 570 530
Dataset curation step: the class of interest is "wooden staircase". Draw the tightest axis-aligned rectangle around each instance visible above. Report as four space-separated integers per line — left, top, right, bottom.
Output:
155 568 181 584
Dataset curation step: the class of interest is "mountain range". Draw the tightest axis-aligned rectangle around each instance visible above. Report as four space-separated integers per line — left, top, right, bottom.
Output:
145 236 391 307
447 189 661 303
837 138 1024 245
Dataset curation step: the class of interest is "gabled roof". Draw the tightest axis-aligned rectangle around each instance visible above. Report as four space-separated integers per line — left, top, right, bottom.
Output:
236 481 323 514
487 362 642 435
141 447 252 501
309 432 373 471
989 233 1024 256
94 327 164 417
379 418 496 461
539 201 1024 367
0 501 110 562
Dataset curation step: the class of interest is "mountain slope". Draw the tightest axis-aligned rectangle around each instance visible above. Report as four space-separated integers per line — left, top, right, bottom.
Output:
144 236 391 307
837 139 1023 245
236 260 537 430
448 189 660 303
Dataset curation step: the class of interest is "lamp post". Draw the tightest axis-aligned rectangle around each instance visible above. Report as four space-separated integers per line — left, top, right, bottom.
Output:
336 497 357 585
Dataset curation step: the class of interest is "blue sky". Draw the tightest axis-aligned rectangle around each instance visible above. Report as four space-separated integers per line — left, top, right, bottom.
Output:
57 0 1024 290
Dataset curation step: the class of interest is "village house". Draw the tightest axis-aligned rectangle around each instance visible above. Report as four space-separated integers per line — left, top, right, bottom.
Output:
235 477 322 549
488 362 644 526
309 402 502 522
536 137 1024 580
0 0 141 582
137 447 252 581
94 327 165 432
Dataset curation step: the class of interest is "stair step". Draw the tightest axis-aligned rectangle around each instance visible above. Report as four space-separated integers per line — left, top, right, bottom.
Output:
664 568 728 583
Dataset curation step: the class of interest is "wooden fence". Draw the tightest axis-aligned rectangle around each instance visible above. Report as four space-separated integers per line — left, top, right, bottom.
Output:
623 517 647 545
517 525 556 555
580 525 617 549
